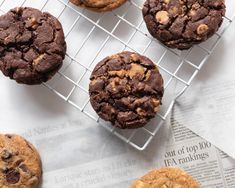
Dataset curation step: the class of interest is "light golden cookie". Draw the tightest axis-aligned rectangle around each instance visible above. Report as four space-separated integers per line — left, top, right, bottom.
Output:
70 0 127 12
0 134 42 188
130 167 200 188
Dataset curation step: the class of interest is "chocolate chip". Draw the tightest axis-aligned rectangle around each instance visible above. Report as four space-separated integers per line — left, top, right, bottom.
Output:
6 169 20 184
14 158 23 166
1 166 9 173
5 135 12 139
19 164 28 172
1 150 12 160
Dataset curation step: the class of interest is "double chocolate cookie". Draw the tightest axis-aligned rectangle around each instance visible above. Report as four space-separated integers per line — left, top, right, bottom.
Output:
0 134 42 188
0 7 66 85
89 51 164 129
70 0 127 12
143 0 225 50
130 167 200 188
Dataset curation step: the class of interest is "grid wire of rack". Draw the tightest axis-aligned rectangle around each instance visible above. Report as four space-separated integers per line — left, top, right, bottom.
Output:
1 0 234 150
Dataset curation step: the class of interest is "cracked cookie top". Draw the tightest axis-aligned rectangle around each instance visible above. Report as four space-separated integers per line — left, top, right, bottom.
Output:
0 134 42 188
70 0 127 12
130 167 200 188
0 7 66 85
89 51 164 129
143 0 225 50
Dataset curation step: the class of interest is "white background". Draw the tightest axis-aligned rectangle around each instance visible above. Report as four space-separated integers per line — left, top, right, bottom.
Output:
0 0 235 187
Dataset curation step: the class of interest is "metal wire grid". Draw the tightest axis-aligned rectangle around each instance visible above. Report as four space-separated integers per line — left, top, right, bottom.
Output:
0 0 234 150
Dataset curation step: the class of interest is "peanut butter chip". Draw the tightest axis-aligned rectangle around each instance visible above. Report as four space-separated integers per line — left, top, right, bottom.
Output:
109 54 119 59
130 54 139 62
128 64 145 79
136 108 147 116
156 11 170 25
189 10 196 17
179 0 184 5
109 70 126 78
197 24 209 35
33 54 44 66
16 7 21 13
90 79 97 86
109 64 145 79
28 17 38 29
152 98 160 112
154 106 160 113
164 0 170 4
110 77 120 89
144 70 151 80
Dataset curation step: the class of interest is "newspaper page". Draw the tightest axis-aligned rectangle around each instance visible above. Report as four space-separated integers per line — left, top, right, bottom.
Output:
17 108 235 188
165 115 235 188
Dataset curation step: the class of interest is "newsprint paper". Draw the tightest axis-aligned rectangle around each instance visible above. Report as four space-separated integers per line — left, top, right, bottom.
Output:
17 109 235 188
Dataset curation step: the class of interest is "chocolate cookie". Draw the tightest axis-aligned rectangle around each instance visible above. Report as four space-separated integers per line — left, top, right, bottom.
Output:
130 167 200 188
89 51 164 129
142 0 225 50
0 134 42 188
0 7 66 85
70 0 127 12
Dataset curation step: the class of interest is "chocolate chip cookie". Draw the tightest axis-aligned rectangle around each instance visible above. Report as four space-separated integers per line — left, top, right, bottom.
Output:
143 0 225 50
70 0 127 12
89 51 164 129
130 167 200 188
0 7 66 85
0 134 42 188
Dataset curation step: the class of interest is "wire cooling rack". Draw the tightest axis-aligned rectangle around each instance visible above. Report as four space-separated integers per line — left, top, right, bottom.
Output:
1 0 234 150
